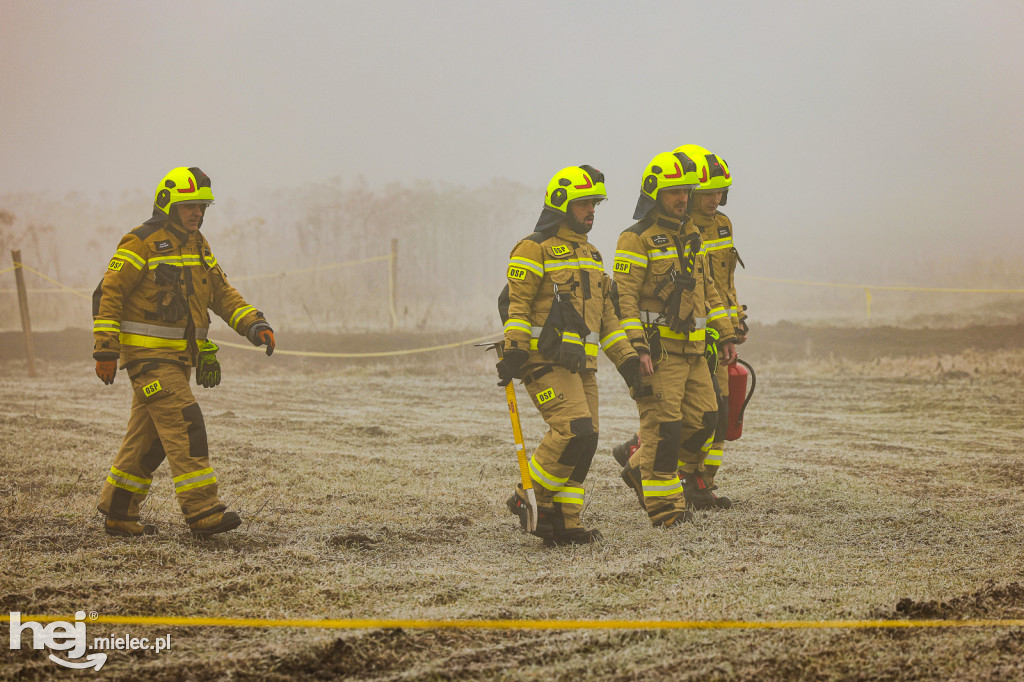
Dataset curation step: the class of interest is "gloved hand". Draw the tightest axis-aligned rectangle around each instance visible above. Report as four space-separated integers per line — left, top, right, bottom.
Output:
616 356 642 390
95 359 117 385
704 328 720 374
496 348 528 387
558 333 587 373
247 322 275 356
155 289 187 323
196 340 221 388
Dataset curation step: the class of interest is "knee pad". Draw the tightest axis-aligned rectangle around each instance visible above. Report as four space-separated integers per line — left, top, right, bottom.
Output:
568 432 600 482
558 417 595 467
181 403 209 460
682 410 719 452
140 439 167 475
654 420 683 473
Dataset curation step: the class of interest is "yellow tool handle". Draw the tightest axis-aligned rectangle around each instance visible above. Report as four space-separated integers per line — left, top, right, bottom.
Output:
505 383 532 491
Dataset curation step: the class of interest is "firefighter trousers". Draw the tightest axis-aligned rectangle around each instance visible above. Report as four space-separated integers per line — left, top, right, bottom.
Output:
515 365 599 530
97 362 226 524
626 353 718 525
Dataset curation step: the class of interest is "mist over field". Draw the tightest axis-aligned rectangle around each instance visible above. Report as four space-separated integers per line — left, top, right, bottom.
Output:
2 0 1024 334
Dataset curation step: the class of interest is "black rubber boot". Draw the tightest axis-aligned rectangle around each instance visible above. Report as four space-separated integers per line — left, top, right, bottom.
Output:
612 433 640 468
546 527 604 546
682 472 732 510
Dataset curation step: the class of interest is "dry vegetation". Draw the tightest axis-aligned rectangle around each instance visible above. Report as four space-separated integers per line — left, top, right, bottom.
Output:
1 325 1024 680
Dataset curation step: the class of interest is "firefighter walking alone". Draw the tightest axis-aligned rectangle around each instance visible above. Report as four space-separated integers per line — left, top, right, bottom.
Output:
92 167 275 537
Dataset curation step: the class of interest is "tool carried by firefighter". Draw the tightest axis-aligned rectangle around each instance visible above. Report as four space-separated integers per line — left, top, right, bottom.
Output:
726 358 756 441
478 341 538 532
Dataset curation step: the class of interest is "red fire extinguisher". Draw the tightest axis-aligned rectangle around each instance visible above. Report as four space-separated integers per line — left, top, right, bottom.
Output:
726 359 756 441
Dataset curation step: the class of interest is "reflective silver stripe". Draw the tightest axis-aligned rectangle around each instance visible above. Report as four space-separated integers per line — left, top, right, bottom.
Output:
119 322 209 339
639 311 707 329
529 326 598 343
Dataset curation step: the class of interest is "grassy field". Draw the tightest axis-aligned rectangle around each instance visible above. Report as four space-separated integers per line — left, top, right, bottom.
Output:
1 326 1023 680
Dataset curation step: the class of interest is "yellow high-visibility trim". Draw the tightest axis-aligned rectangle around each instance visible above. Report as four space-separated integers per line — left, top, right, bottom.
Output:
657 326 706 342
106 466 152 494
614 250 648 266
148 255 203 268
561 333 583 346
93 319 121 332
119 333 188 350
106 476 147 494
528 456 568 491
509 257 543 278
173 467 214 484
229 305 256 330
111 467 151 485
703 237 733 251
176 475 217 492
600 330 628 347
642 477 683 497
503 319 532 335
553 487 585 505
115 249 146 269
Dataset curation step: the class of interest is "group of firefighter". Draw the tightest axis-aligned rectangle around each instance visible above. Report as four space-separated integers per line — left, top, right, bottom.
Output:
498 145 747 545
91 148 746 543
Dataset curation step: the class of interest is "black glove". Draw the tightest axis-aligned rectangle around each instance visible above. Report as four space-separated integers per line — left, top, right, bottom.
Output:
496 348 528 386
155 289 188 323
558 333 587 373
196 340 221 388
616 356 642 390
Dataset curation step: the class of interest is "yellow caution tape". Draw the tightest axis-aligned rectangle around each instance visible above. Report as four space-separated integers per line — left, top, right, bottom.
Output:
230 254 393 282
211 333 500 358
1 613 1022 631
737 274 1024 294
1 262 92 300
0 254 394 293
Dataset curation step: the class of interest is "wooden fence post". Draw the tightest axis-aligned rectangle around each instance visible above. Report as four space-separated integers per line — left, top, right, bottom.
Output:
388 238 399 329
11 249 38 377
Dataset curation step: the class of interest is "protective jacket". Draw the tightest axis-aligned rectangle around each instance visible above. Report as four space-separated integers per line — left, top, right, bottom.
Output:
502 223 636 372
92 218 264 368
613 211 736 357
690 209 746 331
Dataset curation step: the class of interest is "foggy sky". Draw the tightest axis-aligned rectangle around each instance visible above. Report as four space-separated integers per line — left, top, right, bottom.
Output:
2 0 1023 281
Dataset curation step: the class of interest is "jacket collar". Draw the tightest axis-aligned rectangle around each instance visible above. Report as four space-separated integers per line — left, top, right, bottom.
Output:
650 210 683 233
555 223 589 243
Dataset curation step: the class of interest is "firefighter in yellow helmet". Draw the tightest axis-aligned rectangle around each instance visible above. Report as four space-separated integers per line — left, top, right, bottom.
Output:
674 144 746 507
92 167 275 537
499 165 640 545
610 151 736 526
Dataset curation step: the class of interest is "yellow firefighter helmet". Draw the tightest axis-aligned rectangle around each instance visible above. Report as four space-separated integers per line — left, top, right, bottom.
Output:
633 150 701 219
153 167 215 216
674 144 732 204
536 165 607 232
